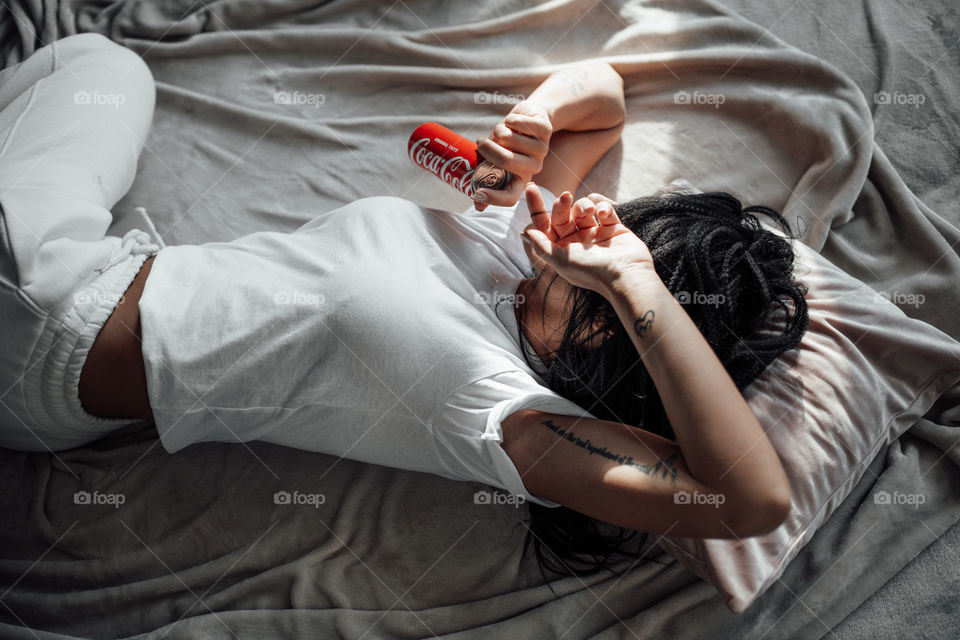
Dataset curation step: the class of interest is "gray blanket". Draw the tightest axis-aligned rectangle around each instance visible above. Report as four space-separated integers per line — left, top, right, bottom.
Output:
1 0 958 638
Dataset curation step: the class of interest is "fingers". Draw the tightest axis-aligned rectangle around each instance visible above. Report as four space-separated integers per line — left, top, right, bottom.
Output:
596 201 621 225
571 197 598 230
503 111 552 142
476 137 541 176
551 191 578 239
489 123 547 159
522 224 555 264
586 192 618 207
524 183 553 235
474 174 525 207
594 201 624 241
471 103 553 208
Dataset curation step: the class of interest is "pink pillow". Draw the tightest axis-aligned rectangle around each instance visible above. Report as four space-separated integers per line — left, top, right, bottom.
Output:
654 218 960 613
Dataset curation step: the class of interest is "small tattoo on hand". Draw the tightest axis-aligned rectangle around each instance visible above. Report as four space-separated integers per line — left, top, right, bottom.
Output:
633 310 655 337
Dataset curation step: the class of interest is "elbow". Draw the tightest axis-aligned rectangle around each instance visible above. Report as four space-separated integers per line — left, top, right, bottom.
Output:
731 488 792 538
606 77 626 128
609 66 626 125
589 62 626 128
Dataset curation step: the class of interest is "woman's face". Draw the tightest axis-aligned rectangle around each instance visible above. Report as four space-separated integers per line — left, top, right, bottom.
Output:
517 267 572 365
517 238 611 363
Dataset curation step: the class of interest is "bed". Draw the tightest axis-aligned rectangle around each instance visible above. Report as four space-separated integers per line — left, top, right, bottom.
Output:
1 0 958 637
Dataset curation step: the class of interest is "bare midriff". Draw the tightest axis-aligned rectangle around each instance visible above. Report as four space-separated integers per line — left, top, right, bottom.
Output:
78 255 156 422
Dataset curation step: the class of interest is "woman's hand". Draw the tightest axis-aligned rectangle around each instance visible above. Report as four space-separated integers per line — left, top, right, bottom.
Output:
584 192 618 208
521 183 657 296
473 100 553 210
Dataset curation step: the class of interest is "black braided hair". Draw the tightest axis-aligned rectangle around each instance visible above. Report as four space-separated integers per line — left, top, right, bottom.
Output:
514 190 809 581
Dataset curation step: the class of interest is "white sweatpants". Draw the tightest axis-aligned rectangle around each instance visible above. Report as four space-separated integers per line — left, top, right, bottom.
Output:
0 33 160 451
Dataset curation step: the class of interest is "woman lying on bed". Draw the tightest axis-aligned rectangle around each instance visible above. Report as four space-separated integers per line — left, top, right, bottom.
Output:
0 33 808 576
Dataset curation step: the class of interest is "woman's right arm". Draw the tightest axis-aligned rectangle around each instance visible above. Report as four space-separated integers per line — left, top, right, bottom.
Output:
502 274 792 538
605 265 792 533
501 187 792 539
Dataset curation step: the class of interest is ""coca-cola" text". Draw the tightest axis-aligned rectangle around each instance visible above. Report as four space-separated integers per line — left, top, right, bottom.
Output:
409 136 477 196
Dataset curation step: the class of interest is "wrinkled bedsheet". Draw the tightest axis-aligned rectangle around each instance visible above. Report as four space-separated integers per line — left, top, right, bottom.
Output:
1 0 959 638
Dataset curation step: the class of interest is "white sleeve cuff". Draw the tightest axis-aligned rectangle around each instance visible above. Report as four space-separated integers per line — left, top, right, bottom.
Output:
481 389 596 508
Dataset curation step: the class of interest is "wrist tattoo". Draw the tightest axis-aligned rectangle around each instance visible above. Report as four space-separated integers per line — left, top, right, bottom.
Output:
542 419 680 487
633 310 655 337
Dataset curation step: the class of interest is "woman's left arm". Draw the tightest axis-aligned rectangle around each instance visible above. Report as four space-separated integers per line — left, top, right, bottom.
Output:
522 61 626 132
474 62 625 209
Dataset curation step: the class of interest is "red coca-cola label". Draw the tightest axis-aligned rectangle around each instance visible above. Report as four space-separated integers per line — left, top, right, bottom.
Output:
408 122 479 196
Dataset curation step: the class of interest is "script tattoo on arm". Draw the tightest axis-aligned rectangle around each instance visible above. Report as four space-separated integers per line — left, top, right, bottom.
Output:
633 309 655 338
541 419 680 487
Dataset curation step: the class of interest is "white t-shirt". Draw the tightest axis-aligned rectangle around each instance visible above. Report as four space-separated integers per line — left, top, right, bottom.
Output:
137 187 596 507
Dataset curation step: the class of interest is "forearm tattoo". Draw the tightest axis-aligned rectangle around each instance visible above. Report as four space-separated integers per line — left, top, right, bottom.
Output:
556 67 588 97
633 309 655 338
542 419 680 487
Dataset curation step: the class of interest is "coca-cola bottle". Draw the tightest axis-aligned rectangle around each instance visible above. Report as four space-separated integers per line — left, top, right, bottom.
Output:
407 122 511 198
